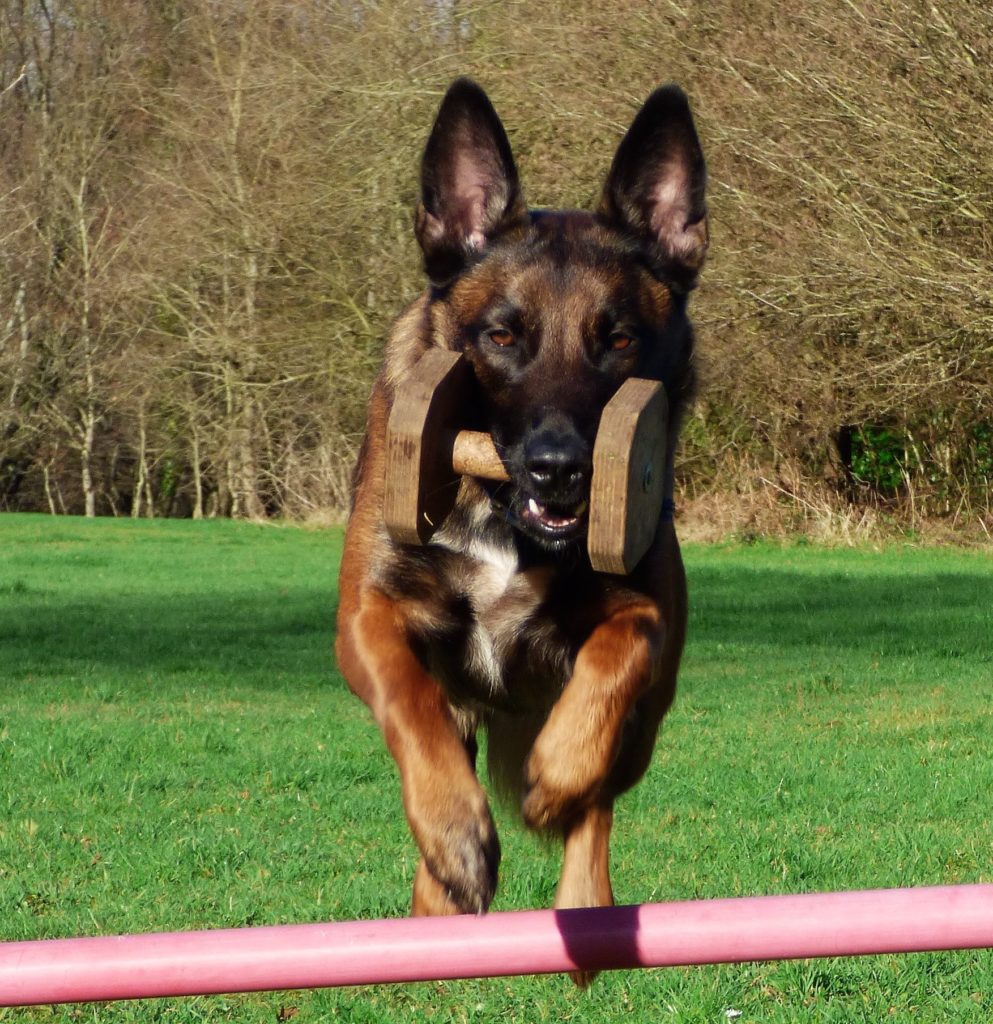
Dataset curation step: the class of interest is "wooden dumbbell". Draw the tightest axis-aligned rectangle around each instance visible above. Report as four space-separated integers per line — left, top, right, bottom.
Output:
383 348 668 574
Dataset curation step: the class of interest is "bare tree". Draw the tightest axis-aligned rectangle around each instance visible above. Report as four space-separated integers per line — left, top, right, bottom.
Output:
1 0 989 534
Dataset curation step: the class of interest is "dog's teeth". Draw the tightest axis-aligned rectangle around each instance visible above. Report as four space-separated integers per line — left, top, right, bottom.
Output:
549 516 577 528
525 495 590 530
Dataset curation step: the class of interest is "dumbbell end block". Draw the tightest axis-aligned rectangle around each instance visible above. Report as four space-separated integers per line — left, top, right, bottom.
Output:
588 379 668 575
384 348 467 545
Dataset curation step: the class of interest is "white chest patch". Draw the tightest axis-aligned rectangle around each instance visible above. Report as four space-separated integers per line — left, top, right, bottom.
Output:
465 536 519 606
434 519 547 693
463 537 520 692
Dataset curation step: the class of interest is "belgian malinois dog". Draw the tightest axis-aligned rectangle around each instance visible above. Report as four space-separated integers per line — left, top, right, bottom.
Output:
336 79 707 950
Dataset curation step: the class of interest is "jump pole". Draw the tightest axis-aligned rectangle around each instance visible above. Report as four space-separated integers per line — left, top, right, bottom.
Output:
3 885 993 1007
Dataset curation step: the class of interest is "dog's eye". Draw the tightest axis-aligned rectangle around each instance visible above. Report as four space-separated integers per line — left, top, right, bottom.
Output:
487 328 515 347
609 331 636 352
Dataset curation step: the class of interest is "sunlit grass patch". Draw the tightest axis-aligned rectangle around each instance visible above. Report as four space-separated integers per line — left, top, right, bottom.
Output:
1 514 992 1022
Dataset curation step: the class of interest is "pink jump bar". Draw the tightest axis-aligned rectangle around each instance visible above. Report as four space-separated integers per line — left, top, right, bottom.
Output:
2 885 992 1006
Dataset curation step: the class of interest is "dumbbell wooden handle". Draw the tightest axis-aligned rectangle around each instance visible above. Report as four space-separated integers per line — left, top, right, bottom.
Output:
451 431 510 482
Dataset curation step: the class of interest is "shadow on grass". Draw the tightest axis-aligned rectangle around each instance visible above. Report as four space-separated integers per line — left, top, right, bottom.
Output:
3 559 990 688
689 563 991 661
1 588 341 686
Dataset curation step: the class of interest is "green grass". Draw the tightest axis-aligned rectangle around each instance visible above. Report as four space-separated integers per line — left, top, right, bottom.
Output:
1 513 992 1022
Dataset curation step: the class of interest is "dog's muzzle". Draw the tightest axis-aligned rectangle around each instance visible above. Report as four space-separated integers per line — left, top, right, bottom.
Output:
509 415 592 546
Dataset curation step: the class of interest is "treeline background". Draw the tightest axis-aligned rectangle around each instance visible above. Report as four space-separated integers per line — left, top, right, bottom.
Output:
2 0 991 537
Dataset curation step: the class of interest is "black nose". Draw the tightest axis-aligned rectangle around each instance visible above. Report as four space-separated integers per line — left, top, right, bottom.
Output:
523 420 590 497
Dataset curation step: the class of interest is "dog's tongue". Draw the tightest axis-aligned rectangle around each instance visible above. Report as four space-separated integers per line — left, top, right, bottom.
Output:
527 497 588 529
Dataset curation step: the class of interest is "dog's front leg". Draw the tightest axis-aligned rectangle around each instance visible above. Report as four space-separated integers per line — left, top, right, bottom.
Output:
556 802 615 987
337 586 499 915
522 601 662 831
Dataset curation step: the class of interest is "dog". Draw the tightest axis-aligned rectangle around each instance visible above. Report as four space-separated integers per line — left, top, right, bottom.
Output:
336 78 706 952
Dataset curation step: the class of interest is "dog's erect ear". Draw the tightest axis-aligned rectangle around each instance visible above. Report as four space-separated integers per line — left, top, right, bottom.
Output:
599 86 708 288
415 79 527 285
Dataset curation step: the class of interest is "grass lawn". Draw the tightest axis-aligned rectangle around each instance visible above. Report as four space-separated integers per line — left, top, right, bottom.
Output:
1 512 992 1022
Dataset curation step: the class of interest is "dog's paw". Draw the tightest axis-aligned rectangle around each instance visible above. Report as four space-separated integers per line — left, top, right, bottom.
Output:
414 792 500 914
521 741 600 831
568 968 599 989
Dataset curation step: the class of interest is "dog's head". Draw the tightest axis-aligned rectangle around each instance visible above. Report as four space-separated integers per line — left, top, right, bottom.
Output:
416 79 707 553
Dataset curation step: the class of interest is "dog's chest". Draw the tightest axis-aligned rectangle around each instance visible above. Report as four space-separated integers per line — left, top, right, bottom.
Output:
463 539 539 688
430 528 567 709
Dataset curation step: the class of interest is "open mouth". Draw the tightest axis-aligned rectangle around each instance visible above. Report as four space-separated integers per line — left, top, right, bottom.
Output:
518 495 589 539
